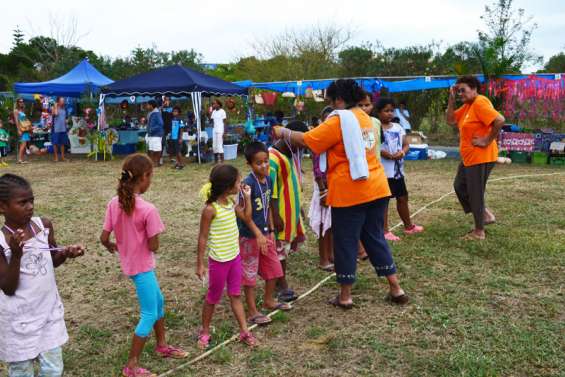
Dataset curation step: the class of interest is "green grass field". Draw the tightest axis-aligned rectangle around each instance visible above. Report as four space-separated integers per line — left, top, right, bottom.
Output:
0 156 563 377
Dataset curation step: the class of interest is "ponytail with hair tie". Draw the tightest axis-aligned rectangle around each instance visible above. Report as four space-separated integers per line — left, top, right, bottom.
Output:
116 153 153 215
121 170 133 182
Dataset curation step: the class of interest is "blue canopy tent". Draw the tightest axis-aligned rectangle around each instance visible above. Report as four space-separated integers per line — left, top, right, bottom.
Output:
14 59 113 97
101 65 248 163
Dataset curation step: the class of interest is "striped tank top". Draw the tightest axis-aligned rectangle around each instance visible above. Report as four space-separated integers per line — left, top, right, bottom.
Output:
208 200 239 262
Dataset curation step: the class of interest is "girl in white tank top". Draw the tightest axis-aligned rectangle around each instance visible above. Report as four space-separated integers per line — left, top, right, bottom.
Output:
0 174 84 376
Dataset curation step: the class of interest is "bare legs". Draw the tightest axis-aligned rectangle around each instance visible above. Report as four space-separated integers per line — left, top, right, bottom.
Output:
126 318 168 370
53 145 66 162
18 141 27 163
201 296 250 336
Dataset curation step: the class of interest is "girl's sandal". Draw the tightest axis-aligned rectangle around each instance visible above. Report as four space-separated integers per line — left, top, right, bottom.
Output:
155 345 188 359
197 332 211 350
239 331 258 347
263 302 293 312
248 313 272 326
122 366 157 377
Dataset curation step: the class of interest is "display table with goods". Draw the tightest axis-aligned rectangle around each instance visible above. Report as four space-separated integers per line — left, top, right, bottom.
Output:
113 128 144 155
497 125 565 165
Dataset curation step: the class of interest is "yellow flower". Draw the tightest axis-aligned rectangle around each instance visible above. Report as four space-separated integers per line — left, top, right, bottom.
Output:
199 182 212 201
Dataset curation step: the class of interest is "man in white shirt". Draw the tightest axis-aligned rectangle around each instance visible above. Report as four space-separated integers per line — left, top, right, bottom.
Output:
210 99 227 163
394 100 412 131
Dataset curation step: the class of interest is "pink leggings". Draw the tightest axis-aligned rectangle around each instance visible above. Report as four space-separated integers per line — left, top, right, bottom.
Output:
206 255 242 304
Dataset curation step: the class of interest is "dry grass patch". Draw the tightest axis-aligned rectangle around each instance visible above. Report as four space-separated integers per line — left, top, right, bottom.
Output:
0 156 563 377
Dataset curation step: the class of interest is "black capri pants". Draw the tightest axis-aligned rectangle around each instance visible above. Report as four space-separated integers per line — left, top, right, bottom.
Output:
331 198 397 285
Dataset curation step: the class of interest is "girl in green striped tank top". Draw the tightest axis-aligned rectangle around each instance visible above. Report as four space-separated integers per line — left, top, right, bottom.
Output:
196 164 258 349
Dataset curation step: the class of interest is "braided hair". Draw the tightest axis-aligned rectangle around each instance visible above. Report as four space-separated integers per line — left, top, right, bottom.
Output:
0 174 31 203
117 154 153 215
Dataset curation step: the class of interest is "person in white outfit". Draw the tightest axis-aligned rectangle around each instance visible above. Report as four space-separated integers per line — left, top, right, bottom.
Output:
210 100 227 163
394 100 412 131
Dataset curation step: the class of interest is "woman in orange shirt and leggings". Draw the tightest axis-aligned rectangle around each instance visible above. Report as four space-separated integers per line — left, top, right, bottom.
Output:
446 76 505 240
273 79 409 308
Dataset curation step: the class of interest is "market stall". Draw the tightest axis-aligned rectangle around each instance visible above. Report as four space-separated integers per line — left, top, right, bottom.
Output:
101 65 248 162
13 59 114 155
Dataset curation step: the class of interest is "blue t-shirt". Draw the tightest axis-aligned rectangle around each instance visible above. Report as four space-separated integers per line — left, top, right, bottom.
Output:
171 117 184 140
148 110 164 137
238 173 272 238
53 107 67 133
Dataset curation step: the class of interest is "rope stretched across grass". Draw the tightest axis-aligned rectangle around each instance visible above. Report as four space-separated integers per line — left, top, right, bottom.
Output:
157 171 564 377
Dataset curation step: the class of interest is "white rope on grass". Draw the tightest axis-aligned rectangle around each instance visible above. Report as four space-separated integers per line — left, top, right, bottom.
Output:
157 171 564 377
389 171 564 231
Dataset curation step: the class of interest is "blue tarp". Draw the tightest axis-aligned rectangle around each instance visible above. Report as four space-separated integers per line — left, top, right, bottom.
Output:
102 65 247 97
235 78 382 96
14 59 113 97
235 74 564 94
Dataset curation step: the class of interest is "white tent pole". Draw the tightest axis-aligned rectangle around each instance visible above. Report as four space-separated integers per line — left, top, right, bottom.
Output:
191 92 203 164
96 93 106 161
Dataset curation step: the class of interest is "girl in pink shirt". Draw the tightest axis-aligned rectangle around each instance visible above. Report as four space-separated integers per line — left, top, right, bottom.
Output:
100 154 187 377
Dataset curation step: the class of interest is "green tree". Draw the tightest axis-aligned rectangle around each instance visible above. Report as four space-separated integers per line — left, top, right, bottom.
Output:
12 27 24 47
475 0 541 77
169 49 203 70
338 46 374 77
541 52 565 73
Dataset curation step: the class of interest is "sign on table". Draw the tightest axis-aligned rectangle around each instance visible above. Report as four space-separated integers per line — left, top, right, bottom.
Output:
499 132 535 152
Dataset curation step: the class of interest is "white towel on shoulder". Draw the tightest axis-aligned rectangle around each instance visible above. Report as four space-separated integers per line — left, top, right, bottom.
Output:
319 109 369 181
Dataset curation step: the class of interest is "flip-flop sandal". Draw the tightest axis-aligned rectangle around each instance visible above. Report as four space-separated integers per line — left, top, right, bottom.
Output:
328 295 354 310
197 332 211 350
385 293 410 305
239 331 258 347
155 345 188 359
248 313 272 325
319 264 334 272
462 231 485 241
122 366 157 377
278 289 298 302
263 302 293 311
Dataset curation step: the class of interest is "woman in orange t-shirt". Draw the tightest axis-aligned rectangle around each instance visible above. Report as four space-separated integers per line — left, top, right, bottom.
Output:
446 76 505 240
273 79 409 308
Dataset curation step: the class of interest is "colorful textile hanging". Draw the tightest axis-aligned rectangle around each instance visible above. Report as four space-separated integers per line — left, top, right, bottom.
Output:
487 75 565 122
261 92 278 106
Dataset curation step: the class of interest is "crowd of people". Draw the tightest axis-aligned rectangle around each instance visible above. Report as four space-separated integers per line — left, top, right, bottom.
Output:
0 76 504 377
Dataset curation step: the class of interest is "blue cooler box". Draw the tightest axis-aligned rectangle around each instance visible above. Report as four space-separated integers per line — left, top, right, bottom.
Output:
405 144 428 160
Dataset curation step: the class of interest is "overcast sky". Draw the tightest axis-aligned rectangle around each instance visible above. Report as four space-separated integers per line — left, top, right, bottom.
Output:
1 0 563 73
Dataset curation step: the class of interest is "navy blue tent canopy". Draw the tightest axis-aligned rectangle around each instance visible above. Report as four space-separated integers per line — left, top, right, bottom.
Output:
14 59 113 97
101 65 247 97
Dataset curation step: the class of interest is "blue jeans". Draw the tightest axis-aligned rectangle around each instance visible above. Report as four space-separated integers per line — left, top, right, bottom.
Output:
131 270 165 337
332 198 397 284
8 347 63 377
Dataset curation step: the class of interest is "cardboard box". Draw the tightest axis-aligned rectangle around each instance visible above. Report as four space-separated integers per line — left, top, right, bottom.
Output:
406 133 423 144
